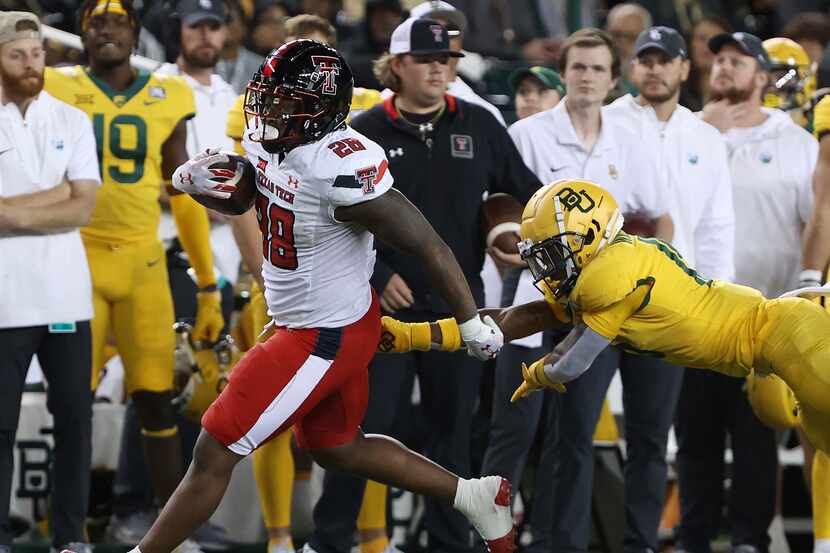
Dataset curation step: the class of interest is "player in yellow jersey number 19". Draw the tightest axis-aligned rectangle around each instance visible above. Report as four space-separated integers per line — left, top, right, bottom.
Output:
381 178 830 487
43 0 224 513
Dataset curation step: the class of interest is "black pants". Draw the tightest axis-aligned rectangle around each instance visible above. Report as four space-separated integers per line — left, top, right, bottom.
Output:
309 327 483 553
0 323 92 547
480 341 557 553
674 369 778 553
551 347 684 553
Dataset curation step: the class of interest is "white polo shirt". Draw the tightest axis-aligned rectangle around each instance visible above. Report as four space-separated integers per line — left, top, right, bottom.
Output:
509 99 671 218
606 94 735 281
156 64 241 283
0 91 100 328
724 108 817 297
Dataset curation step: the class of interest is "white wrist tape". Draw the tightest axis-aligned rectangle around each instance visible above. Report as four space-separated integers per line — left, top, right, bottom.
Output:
485 222 521 248
458 315 482 340
800 269 823 283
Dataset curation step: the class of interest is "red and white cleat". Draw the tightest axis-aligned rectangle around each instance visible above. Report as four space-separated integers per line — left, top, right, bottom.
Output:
454 476 516 553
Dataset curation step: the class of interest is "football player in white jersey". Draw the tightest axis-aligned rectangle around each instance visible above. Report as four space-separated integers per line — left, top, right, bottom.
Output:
113 41 515 553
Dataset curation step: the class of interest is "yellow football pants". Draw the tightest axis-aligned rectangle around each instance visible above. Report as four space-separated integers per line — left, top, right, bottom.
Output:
756 297 830 453
85 238 174 393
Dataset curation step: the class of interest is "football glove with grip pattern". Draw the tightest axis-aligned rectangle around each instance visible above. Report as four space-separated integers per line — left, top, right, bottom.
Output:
173 148 243 199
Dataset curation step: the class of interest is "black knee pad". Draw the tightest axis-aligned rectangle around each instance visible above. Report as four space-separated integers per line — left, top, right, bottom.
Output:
132 390 177 433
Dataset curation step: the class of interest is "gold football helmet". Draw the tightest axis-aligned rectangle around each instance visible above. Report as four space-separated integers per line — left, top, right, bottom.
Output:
763 37 815 112
518 179 624 298
746 370 799 430
172 322 242 422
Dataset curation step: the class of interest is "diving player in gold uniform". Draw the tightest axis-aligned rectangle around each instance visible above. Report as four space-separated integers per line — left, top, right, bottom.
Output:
383 180 830 548
43 0 224 511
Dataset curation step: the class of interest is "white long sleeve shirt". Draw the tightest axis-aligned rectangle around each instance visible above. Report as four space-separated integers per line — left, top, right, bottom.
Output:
606 94 736 282
724 108 817 297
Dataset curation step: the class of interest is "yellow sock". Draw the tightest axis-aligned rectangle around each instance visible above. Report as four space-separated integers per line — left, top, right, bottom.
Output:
358 480 388 553
360 536 389 553
814 449 830 540
253 431 294 529
358 480 387 530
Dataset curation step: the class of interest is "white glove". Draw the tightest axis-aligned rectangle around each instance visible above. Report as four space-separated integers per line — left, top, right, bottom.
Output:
172 148 241 200
459 315 503 360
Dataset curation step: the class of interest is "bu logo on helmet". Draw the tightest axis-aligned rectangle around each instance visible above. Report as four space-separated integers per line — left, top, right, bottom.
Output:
310 55 340 96
556 187 596 213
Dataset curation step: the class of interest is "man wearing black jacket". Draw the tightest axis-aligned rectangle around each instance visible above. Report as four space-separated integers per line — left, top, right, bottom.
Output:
305 18 541 553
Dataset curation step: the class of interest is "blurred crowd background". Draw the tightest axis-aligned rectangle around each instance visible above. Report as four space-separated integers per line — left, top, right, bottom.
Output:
9 0 830 120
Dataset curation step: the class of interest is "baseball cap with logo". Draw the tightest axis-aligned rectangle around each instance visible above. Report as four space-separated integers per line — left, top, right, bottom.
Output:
177 0 229 26
409 1 467 35
509 66 565 96
0 11 42 46
709 32 771 70
635 26 687 59
389 18 464 57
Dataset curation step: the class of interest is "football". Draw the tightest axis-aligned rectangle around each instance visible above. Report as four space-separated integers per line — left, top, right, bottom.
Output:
622 212 658 238
481 192 524 253
189 152 257 216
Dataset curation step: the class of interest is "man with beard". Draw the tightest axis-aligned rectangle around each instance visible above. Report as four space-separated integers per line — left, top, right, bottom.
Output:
43 3 223 550
673 32 817 553
105 1 239 548
157 0 236 158
604 25 736 553
0 12 99 553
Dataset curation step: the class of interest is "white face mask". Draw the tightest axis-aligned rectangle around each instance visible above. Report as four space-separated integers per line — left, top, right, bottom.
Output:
246 116 281 142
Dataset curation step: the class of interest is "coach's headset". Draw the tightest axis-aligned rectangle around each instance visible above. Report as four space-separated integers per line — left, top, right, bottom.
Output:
162 0 232 62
